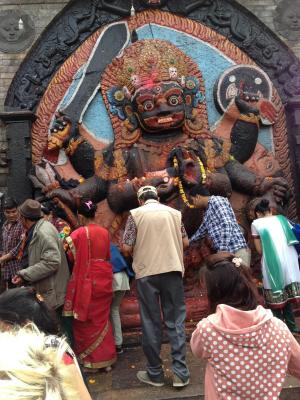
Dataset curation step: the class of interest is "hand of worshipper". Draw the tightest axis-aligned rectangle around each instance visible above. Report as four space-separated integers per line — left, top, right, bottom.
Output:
0 253 10 264
11 274 24 286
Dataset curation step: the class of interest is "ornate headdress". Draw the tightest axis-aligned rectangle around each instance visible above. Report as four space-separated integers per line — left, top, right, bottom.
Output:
101 39 209 148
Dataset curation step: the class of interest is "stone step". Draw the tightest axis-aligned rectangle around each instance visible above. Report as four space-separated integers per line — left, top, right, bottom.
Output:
86 344 300 400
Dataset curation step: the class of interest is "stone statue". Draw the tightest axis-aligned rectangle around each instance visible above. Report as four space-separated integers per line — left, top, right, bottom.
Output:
274 0 300 42
31 39 289 323
0 10 35 53
43 40 287 215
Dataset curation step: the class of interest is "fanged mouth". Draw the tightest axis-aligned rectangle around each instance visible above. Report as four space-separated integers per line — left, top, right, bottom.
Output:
158 116 173 124
143 112 185 130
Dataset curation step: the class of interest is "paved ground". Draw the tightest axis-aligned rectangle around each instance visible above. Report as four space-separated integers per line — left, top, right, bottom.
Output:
86 343 300 400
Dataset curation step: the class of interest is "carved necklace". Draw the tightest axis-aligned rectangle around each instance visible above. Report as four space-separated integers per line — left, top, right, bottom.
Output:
173 156 207 209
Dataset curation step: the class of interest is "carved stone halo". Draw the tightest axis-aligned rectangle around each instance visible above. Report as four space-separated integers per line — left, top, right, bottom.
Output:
0 10 35 53
214 65 272 113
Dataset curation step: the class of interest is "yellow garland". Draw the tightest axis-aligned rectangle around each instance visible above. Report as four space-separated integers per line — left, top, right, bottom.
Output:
178 179 195 208
199 158 206 183
173 156 207 209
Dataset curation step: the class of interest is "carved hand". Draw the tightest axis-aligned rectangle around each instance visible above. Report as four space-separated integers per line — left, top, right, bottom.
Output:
259 176 290 204
46 187 76 209
48 113 72 151
52 197 79 229
257 99 278 124
169 146 204 188
148 171 177 199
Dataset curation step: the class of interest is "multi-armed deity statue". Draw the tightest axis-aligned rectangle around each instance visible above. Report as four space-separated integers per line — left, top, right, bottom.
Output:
41 39 287 219
30 34 289 327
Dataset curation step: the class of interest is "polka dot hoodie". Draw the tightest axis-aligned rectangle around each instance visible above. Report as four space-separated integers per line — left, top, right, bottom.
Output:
190 304 300 400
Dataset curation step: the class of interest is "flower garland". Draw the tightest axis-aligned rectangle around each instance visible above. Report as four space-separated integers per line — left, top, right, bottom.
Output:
173 156 207 208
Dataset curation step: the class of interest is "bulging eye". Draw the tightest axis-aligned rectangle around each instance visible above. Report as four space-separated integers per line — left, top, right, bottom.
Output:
168 95 179 106
143 100 154 111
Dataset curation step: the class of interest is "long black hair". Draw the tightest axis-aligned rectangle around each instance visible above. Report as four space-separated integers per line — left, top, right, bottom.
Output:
254 198 271 215
0 287 59 335
203 252 259 313
3 197 17 210
77 199 97 219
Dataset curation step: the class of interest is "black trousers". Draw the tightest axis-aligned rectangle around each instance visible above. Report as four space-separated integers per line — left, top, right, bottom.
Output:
136 271 189 382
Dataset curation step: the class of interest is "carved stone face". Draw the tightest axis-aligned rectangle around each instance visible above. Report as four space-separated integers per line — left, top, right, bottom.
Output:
282 8 300 31
140 0 168 8
0 17 25 42
132 81 185 133
0 11 34 53
274 1 300 40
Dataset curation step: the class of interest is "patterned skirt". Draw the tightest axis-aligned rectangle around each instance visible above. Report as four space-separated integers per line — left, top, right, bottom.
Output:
263 282 300 309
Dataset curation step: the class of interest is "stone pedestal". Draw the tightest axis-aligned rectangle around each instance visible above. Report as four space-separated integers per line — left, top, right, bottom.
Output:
0 109 36 203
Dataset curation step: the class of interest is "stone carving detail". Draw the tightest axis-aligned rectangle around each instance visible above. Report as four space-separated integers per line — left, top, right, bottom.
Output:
274 0 300 42
6 1 116 110
5 4 299 325
214 65 273 115
35 39 288 229
27 39 291 325
5 0 300 111
30 10 297 222
0 10 35 53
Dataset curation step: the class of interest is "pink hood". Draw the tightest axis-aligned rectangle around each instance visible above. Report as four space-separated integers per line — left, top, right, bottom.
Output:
207 304 273 348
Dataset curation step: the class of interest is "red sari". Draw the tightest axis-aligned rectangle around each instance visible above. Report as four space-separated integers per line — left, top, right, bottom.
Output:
63 224 116 369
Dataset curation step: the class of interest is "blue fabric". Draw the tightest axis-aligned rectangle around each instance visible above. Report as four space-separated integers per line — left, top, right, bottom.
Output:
110 244 134 277
289 221 300 255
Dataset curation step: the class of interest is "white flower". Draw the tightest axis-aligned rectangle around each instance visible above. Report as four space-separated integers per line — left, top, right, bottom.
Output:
232 257 242 268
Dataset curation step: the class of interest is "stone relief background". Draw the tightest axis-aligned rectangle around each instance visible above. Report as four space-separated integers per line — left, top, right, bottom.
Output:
0 0 299 193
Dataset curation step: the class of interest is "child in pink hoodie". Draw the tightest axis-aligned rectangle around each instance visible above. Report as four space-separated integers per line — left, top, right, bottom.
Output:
190 252 300 400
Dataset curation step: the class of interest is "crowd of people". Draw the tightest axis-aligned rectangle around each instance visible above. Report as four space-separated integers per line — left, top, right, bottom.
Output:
0 186 300 399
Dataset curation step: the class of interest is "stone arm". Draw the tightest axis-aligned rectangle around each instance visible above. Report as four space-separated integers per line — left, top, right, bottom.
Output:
107 180 140 214
107 166 178 214
224 159 261 194
52 198 79 230
47 175 108 210
224 159 289 204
